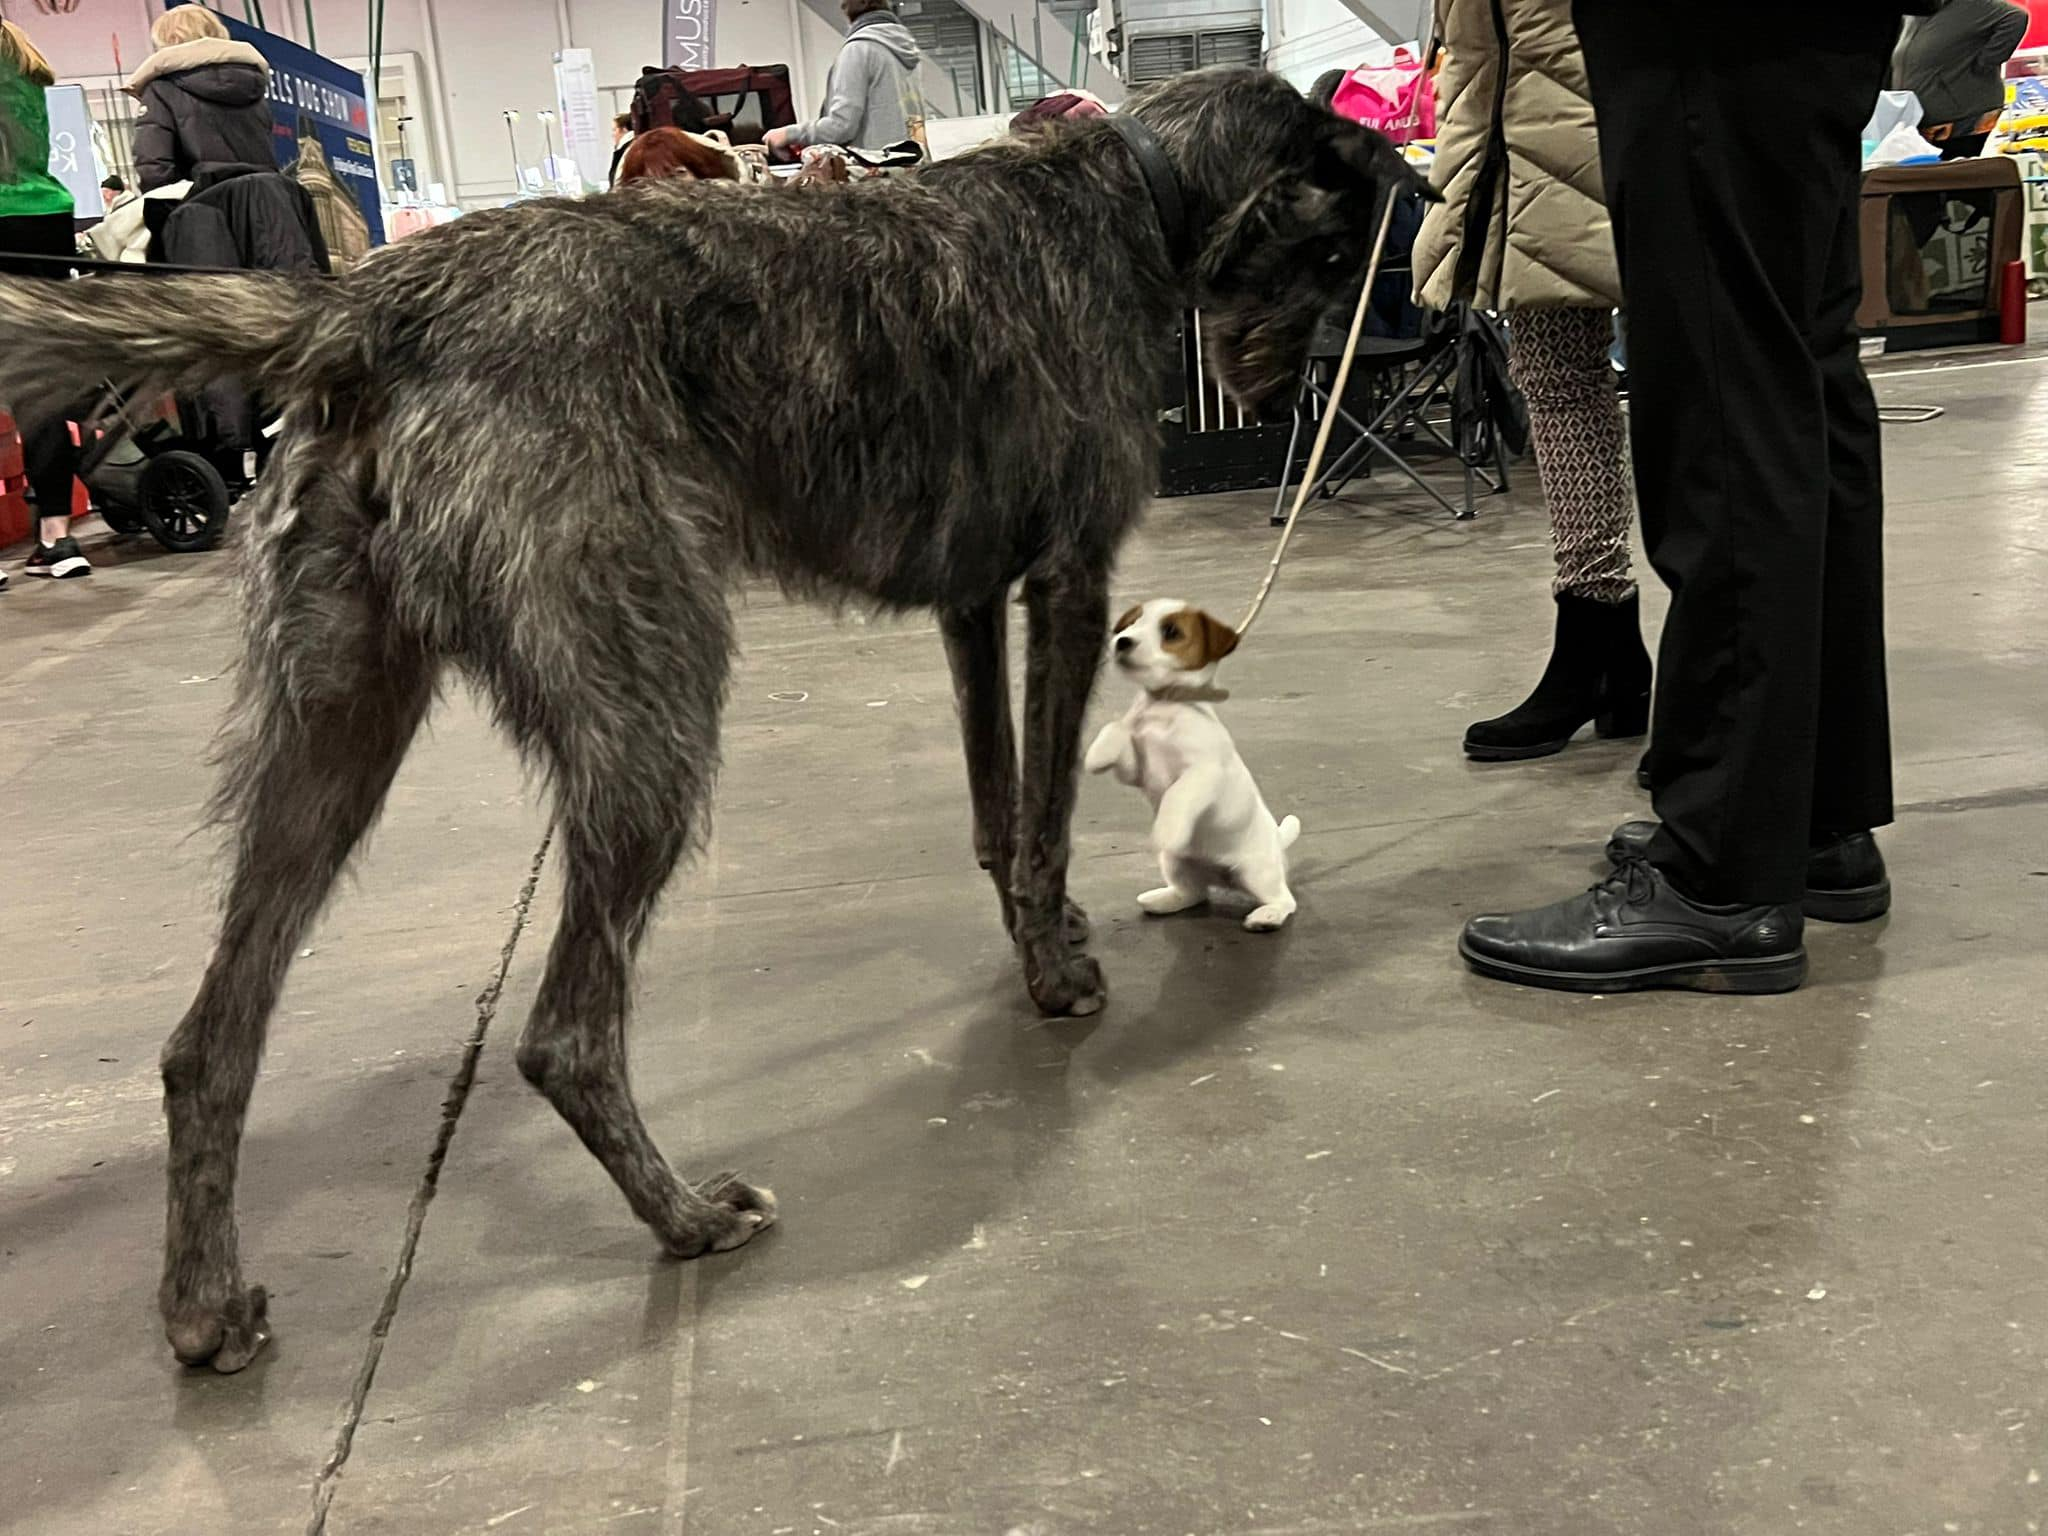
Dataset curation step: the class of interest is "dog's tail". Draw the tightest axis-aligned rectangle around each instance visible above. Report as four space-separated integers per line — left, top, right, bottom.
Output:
1278 814 1301 850
0 272 342 425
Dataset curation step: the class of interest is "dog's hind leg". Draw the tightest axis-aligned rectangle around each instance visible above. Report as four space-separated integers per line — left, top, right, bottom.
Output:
502 583 774 1258
162 512 437 1371
940 600 1020 936
1139 854 1208 916
1014 568 1111 1016
1236 846 1298 933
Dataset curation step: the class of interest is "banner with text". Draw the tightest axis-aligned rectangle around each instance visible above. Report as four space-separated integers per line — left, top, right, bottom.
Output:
665 0 718 69
42 86 103 214
555 48 609 192
198 8 386 245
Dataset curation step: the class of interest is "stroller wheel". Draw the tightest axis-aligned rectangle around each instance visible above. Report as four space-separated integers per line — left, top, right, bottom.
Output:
97 505 145 535
139 450 231 553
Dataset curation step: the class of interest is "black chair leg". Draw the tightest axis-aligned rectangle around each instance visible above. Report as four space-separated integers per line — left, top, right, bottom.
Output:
1270 386 1310 526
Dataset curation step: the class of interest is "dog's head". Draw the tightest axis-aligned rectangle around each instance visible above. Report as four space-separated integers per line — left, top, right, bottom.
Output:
1127 67 1437 414
1111 598 1241 691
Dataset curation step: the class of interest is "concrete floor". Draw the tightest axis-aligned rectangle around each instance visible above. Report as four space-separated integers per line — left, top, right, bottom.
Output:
3 340 2045 1536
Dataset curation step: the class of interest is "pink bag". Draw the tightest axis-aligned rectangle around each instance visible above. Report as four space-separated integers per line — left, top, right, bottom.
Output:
1330 49 1437 146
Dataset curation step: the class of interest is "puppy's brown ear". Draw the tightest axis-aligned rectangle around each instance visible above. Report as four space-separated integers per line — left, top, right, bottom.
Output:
1198 610 1240 664
1113 604 1143 633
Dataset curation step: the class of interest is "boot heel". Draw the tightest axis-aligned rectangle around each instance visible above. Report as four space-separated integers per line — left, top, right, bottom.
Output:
1595 691 1650 740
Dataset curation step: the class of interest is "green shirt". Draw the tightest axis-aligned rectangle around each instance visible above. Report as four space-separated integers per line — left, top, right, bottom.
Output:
0 65 76 221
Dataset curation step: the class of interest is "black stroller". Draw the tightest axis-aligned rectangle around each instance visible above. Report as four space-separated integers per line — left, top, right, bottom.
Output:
13 168 330 553
76 382 239 553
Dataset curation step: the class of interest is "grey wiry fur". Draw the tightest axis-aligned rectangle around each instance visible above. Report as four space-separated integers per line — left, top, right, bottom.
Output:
0 67 1424 1372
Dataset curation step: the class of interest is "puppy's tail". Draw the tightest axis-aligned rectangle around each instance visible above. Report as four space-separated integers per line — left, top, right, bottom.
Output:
1278 814 1301 850
0 272 341 425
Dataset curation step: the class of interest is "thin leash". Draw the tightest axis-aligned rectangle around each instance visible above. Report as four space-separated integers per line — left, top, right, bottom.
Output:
1236 190 1400 641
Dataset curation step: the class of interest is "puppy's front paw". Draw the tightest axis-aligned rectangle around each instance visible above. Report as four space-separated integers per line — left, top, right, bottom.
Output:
1138 885 1205 916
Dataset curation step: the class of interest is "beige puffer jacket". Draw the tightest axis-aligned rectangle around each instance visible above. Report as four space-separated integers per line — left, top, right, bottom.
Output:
1412 0 1621 312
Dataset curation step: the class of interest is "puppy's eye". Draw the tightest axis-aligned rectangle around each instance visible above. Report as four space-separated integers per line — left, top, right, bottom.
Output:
1161 622 1180 641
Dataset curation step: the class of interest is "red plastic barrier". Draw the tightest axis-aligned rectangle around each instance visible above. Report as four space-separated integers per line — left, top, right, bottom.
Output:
0 409 88 546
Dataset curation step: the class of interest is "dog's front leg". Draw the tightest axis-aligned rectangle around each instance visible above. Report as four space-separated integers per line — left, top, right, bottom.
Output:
940 600 1020 936
1015 568 1109 1016
1084 719 1139 784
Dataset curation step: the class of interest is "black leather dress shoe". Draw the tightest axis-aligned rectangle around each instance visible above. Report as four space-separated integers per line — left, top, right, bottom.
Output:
1460 856 1806 994
1605 822 1890 923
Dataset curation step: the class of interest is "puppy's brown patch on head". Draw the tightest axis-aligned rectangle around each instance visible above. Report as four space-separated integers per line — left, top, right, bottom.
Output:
1114 604 1143 635
1158 607 1240 669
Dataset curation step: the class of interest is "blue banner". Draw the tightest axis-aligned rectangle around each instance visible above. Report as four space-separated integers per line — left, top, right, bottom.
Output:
201 10 386 245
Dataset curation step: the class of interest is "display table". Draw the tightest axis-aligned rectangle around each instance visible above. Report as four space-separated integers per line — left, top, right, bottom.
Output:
1859 156 2025 350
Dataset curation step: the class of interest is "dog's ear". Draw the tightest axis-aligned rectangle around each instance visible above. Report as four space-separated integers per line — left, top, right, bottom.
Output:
1114 603 1143 634
1310 114 1440 206
1197 610 1240 664
1197 119 1431 295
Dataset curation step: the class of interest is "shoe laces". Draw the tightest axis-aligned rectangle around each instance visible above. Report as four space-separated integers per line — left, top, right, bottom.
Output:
1596 849 1657 908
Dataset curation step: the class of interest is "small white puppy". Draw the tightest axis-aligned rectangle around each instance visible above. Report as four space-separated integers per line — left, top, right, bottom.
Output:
1085 598 1301 931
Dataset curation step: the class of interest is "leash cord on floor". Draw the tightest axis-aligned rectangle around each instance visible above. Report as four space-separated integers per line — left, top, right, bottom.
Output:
1236 192 1401 642
305 827 555 1536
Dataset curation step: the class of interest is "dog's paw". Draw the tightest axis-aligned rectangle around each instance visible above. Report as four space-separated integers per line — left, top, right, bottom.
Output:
667 1174 779 1258
163 1281 270 1374
1063 897 1091 945
1138 885 1205 916
1243 903 1295 932
1025 947 1107 1018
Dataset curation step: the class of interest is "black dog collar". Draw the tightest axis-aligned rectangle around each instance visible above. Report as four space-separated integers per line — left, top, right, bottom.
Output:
1108 114 1190 269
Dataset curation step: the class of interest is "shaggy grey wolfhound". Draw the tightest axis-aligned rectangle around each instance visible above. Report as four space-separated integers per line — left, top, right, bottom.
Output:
0 67 1423 1371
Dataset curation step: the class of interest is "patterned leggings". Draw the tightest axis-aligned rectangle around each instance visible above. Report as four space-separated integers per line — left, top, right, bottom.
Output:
1507 304 1636 603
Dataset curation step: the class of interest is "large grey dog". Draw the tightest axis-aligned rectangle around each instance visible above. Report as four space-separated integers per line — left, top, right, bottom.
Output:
0 67 1423 1371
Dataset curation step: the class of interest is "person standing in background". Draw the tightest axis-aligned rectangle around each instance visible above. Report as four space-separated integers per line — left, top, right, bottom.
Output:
1895 0 2028 158
608 112 635 188
128 3 276 191
764 0 922 154
1460 1 1903 995
0 17 89 581
1412 0 1649 766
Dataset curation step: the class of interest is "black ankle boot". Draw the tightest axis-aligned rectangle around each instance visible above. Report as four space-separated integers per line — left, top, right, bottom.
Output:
1465 592 1652 761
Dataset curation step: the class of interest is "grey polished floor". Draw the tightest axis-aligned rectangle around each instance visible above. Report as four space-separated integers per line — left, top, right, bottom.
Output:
2 337 2043 1536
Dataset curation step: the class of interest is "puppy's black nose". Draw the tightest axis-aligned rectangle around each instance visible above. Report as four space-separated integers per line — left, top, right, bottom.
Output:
1114 635 1135 654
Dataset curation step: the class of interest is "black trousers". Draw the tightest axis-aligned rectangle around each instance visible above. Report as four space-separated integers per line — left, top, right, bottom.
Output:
0 211 82 521
1574 2 1898 906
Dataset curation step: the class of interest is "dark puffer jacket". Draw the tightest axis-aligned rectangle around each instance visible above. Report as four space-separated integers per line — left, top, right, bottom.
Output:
127 39 279 192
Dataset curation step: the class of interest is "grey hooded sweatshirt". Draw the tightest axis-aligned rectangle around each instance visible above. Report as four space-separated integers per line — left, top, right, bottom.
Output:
791 11 923 149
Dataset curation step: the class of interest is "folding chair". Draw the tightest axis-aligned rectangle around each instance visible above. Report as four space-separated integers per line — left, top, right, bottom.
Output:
1269 299 1513 525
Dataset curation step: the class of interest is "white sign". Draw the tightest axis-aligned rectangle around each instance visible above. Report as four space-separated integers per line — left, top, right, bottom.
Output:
43 86 102 213
554 47 609 192
666 0 717 70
